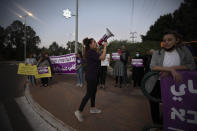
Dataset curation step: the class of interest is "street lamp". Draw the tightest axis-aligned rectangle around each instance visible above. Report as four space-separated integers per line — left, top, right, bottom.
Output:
19 12 33 61
63 0 78 54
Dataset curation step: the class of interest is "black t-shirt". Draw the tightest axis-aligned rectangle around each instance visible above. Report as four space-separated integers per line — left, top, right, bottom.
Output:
86 49 100 81
120 50 130 65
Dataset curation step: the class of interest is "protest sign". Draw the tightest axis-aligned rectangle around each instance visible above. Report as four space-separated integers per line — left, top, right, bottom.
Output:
17 63 37 75
160 71 197 131
49 53 76 74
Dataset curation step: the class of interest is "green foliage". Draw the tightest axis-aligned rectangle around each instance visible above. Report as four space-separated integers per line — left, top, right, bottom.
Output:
0 20 41 60
108 40 160 58
142 14 174 41
66 41 82 53
142 0 197 41
47 41 68 56
107 40 161 68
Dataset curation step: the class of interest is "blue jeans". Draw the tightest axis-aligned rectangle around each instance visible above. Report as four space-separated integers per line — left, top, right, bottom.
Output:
77 67 83 85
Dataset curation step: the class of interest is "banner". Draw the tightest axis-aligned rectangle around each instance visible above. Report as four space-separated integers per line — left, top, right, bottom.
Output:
131 59 144 67
49 53 76 74
101 54 110 66
35 66 51 79
112 53 120 60
17 63 37 75
160 71 197 131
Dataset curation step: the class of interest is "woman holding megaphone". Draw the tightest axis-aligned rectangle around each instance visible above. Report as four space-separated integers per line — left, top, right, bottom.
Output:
74 37 108 122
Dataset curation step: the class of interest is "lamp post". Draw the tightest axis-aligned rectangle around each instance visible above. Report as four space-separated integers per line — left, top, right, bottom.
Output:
19 12 33 61
63 0 78 54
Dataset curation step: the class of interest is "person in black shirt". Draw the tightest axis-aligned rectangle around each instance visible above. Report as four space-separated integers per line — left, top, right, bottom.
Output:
132 51 145 88
74 38 108 122
144 49 154 74
120 45 130 87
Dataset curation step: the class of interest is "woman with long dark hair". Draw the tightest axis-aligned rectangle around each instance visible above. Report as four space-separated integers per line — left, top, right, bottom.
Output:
148 30 196 125
74 38 107 122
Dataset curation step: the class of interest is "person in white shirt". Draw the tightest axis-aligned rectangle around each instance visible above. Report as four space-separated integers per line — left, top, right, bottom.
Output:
25 53 37 85
148 30 196 125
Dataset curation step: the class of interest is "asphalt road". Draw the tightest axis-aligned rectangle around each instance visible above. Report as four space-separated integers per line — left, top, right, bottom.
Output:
0 62 33 131
30 73 152 131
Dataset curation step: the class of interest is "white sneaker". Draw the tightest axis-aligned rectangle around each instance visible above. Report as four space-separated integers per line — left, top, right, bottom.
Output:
90 108 102 114
74 110 84 122
76 83 80 87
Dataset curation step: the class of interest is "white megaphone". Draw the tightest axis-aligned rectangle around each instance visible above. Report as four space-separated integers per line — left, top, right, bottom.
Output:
97 28 114 46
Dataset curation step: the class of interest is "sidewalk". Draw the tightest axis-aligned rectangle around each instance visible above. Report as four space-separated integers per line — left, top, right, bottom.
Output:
29 72 152 131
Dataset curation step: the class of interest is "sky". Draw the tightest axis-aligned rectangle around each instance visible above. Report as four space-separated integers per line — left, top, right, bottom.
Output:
0 0 184 48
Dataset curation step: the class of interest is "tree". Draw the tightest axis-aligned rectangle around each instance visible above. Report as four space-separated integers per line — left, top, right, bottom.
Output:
49 42 59 55
66 41 82 53
142 14 174 41
172 0 197 41
0 26 5 50
142 0 197 42
3 20 40 60
48 42 68 56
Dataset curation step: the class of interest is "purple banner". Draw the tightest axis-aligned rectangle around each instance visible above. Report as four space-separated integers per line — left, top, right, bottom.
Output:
131 59 144 67
38 67 49 74
160 71 197 131
112 53 120 60
49 53 76 74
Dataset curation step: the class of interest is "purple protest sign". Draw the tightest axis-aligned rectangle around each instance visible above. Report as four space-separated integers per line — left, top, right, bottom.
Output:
38 67 49 74
131 59 144 67
112 53 120 60
49 53 76 74
160 71 197 131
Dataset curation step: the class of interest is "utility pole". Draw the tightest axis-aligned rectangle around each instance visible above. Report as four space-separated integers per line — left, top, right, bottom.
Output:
75 0 78 53
130 32 137 43
63 0 78 54
19 12 33 61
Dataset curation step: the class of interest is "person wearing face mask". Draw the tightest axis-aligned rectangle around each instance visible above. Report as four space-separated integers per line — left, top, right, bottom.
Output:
147 30 196 125
132 51 145 88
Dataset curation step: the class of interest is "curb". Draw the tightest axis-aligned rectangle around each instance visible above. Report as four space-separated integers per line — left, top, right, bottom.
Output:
0 102 13 131
15 84 77 131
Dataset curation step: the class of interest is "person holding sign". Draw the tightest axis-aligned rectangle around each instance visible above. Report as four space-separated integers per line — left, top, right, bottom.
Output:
113 48 124 88
149 30 196 125
132 51 145 88
74 38 108 122
25 53 37 85
37 54 50 87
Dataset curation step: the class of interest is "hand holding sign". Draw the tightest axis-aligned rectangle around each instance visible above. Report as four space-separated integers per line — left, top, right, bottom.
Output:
112 53 120 61
169 68 182 83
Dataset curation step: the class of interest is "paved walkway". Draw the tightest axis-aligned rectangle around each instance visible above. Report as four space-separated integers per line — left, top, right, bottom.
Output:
29 72 153 131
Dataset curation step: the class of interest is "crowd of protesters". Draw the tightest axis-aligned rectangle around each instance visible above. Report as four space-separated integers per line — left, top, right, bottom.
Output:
24 30 196 126
73 30 196 125
25 52 53 87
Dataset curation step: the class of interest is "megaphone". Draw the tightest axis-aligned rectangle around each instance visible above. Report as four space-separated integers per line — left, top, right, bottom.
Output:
97 28 114 46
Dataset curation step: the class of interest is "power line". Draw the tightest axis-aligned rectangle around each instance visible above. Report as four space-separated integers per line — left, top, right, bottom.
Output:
130 32 137 43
